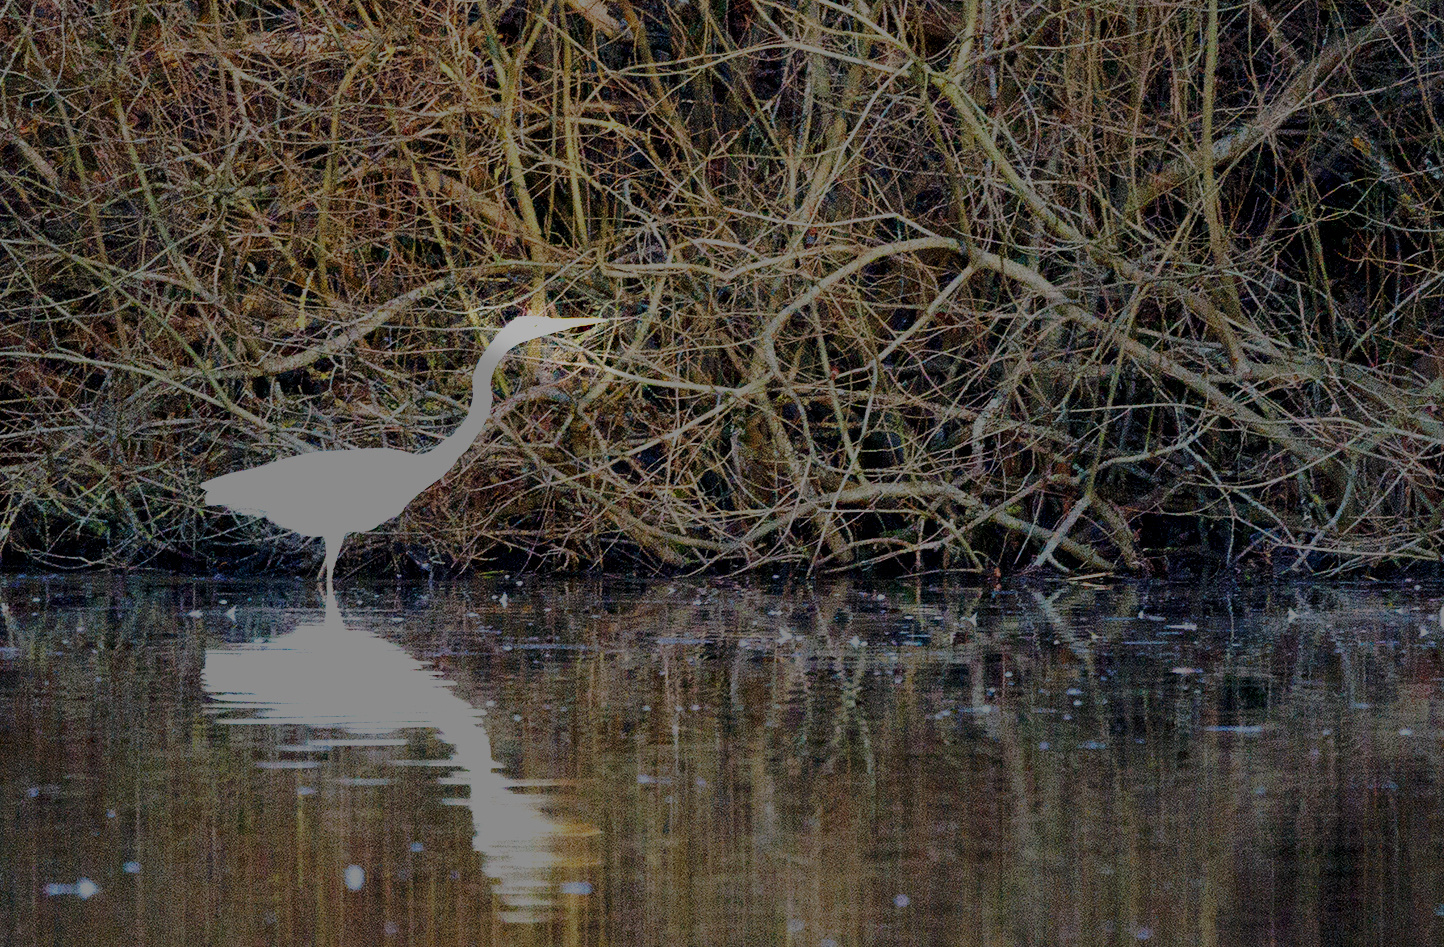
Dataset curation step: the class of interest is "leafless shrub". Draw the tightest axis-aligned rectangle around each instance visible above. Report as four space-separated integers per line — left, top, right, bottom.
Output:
2 0 1442 576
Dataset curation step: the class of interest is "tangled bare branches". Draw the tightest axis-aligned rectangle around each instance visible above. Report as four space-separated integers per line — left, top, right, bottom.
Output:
3 0 1443 577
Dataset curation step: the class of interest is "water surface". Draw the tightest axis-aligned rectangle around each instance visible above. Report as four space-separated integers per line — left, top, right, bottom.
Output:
3 575 1443 944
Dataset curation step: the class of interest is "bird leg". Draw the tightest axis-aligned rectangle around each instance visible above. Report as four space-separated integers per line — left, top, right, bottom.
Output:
322 535 342 610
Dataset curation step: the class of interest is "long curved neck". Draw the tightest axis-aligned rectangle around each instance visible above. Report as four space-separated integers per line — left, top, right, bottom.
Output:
412 334 515 488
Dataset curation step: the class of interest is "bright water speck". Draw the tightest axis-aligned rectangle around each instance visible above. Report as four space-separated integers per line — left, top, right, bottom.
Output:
893 894 910 908
123 861 141 873
344 865 365 891
1135 927 1152 940
297 786 317 796
45 878 100 899
410 841 424 852
560 881 593 895
787 918 805 933
385 920 400 935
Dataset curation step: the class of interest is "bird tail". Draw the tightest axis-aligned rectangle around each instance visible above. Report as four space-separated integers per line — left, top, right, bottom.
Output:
200 470 262 513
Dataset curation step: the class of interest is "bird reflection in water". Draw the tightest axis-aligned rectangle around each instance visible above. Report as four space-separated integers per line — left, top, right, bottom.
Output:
202 605 591 922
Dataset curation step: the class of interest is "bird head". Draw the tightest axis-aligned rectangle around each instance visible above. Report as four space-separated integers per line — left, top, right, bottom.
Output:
471 314 610 388
492 314 610 350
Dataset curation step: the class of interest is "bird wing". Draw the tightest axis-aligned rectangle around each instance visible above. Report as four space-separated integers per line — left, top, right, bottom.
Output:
202 447 443 538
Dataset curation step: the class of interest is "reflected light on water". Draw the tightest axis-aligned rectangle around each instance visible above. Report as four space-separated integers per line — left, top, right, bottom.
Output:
202 604 587 922
7 575 1444 946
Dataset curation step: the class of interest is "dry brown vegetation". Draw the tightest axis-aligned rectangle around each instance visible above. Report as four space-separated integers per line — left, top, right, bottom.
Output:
2 0 1444 577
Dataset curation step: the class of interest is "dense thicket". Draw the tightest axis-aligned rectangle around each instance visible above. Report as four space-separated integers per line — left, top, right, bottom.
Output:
2 0 1443 577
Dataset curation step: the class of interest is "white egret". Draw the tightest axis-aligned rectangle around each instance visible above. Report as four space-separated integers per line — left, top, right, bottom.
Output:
202 315 607 602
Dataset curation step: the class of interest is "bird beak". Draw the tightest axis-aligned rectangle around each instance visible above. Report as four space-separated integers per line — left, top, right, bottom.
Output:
555 316 610 330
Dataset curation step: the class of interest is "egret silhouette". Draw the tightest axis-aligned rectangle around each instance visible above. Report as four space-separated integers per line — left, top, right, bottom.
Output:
202 315 607 603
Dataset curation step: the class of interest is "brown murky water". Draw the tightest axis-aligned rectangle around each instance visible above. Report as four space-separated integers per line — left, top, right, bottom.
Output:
3 574 1444 945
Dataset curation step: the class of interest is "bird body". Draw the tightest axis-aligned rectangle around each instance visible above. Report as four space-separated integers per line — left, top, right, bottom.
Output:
203 447 442 538
202 314 606 603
